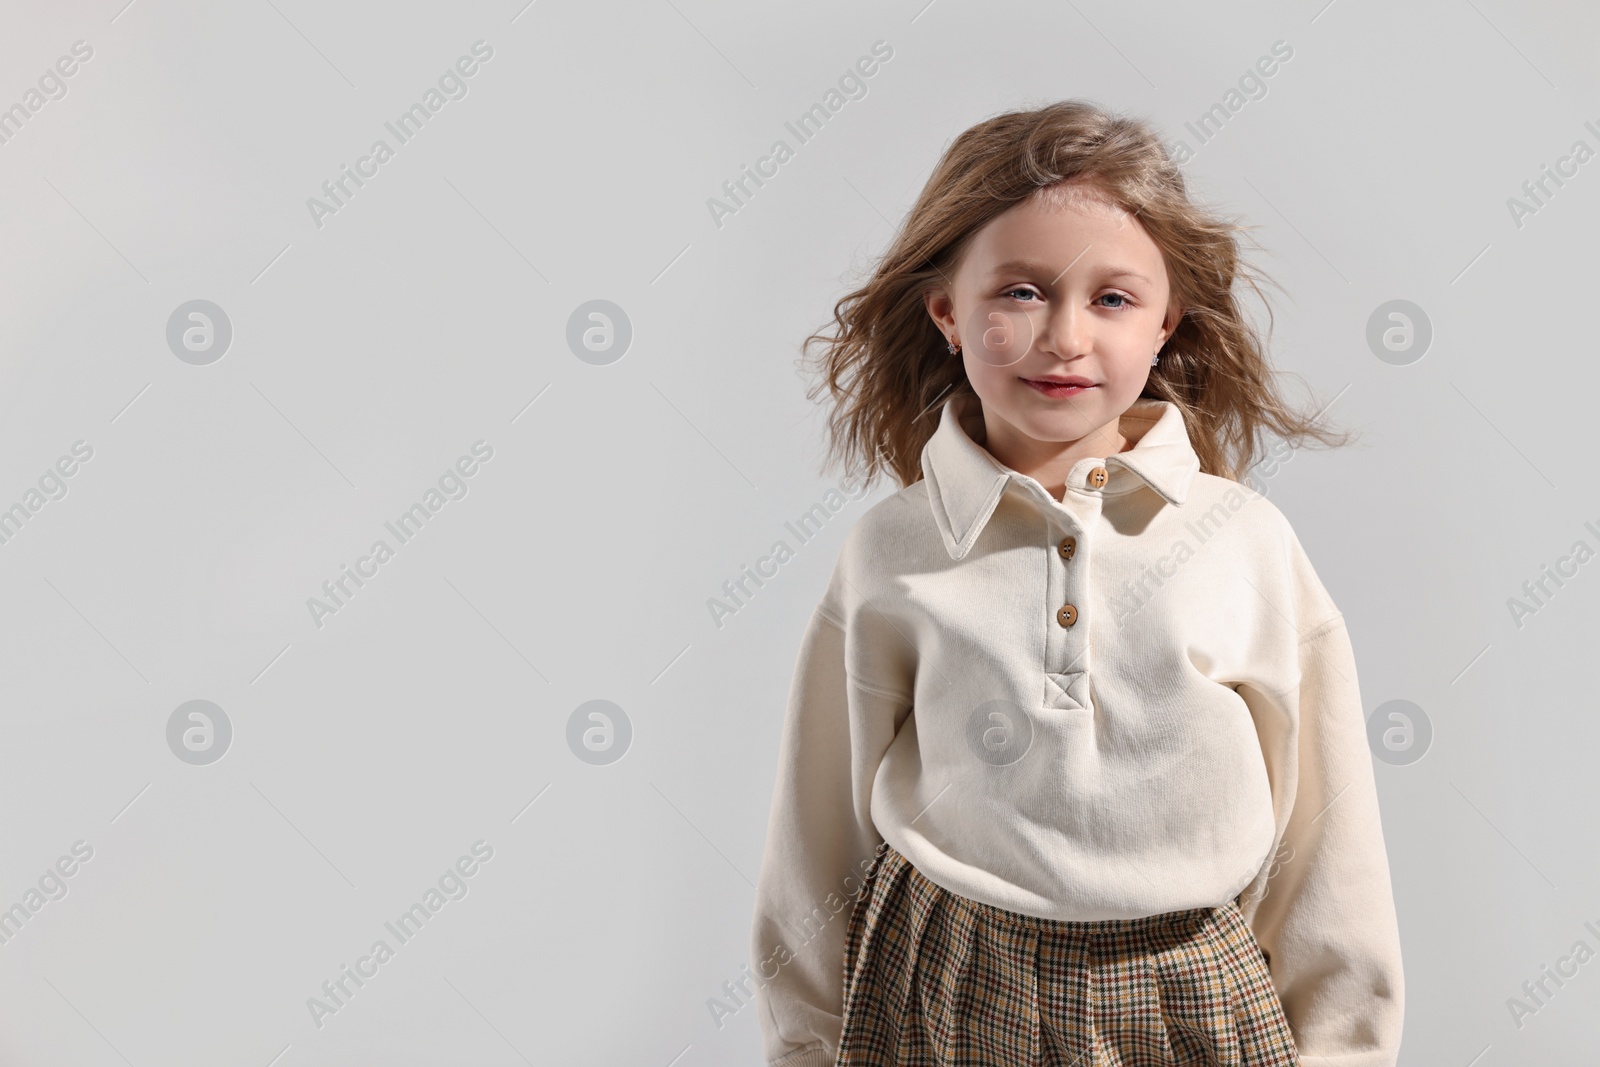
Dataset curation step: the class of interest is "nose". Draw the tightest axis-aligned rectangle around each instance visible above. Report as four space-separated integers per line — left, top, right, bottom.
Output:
1040 303 1090 361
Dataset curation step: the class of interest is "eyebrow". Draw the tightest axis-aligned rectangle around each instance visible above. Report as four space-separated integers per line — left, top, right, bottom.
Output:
988 259 1154 287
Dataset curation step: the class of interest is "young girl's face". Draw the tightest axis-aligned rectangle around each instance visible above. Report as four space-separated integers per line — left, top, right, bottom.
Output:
925 187 1180 457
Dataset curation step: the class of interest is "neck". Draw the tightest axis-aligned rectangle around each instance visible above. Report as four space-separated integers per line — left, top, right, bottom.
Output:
977 409 1132 502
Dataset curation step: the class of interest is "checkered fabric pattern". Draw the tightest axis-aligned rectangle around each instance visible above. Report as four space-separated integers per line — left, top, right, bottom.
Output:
837 842 1299 1066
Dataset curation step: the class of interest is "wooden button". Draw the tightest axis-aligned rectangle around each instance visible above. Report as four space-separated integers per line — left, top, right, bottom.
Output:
1056 603 1077 627
1058 536 1076 560
1088 466 1108 488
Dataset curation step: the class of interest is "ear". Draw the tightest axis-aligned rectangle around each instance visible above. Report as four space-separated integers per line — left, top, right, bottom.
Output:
924 286 957 338
1159 301 1184 347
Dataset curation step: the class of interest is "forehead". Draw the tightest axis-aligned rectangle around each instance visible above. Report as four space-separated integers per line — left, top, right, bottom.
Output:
953 191 1171 289
963 190 1163 275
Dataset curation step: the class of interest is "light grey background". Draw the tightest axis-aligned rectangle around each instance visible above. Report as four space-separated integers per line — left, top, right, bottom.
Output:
0 0 1596 1063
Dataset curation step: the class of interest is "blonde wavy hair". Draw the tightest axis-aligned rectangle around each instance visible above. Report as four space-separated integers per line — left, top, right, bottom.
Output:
800 98 1355 490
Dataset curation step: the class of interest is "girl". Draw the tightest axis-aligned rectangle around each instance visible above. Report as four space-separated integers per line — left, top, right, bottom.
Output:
749 100 1404 1066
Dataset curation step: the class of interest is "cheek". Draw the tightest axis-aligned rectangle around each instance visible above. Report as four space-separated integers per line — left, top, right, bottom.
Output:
1099 352 1158 401
961 353 1017 392
960 300 1037 369
1108 317 1164 363
960 352 991 388
1104 346 1154 378
959 355 1014 409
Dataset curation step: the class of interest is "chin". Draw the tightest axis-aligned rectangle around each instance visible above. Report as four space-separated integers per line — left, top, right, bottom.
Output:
1012 409 1098 441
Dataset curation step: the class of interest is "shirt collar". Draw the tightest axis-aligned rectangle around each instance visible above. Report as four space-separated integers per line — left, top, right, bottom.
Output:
920 392 1202 560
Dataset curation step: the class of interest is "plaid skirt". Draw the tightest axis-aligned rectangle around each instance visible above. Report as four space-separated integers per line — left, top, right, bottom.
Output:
837 842 1299 1066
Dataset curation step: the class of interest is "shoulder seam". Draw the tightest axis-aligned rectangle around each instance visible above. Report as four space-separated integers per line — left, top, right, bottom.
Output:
815 603 846 630
811 606 914 703
851 676 913 703
1298 612 1345 645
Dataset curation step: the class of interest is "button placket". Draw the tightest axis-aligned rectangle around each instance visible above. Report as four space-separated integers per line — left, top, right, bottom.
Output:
1043 514 1092 712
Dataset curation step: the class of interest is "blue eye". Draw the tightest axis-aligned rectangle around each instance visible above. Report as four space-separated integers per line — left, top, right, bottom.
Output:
1004 288 1133 308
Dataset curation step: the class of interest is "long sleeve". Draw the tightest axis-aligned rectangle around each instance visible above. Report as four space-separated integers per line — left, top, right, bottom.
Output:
1235 607 1406 1066
749 596 911 1067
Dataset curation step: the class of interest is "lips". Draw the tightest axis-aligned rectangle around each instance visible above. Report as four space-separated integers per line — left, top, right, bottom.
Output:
1020 376 1095 396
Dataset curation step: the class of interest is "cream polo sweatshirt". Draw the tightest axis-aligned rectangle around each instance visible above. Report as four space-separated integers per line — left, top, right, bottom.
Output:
750 392 1404 1067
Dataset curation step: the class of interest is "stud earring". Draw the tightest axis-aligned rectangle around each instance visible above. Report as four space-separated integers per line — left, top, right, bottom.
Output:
948 337 961 356
1151 351 1160 366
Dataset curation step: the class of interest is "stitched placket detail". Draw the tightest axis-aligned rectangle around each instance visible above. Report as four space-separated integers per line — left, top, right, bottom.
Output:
1043 514 1094 712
